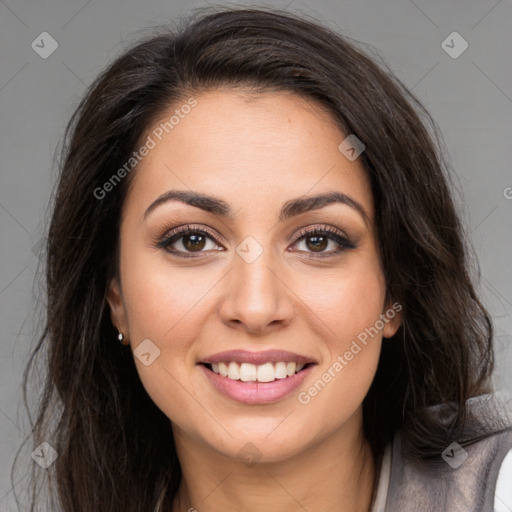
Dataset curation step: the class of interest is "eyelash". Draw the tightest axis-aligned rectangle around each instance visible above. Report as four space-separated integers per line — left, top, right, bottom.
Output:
155 224 357 259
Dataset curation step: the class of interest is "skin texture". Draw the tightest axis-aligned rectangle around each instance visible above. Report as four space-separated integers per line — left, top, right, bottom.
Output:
107 89 402 512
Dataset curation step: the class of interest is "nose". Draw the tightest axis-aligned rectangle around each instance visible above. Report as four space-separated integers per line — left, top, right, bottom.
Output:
218 246 294 335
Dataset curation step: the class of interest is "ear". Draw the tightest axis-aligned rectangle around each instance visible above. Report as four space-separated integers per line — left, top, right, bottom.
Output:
381 299 403 339
106 277 129 344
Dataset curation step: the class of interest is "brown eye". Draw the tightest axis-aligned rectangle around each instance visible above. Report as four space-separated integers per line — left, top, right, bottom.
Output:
156 225 223 257
182 233 207 252
305 235 328 252
292 226 357 256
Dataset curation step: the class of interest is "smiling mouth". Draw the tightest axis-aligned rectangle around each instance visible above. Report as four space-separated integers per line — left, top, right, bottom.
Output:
201 361 315 383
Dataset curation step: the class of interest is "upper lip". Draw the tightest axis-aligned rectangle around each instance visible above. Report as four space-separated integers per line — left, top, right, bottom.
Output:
199 349 317 366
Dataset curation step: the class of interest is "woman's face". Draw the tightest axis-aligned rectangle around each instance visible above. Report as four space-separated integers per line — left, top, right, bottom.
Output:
108 89 401 463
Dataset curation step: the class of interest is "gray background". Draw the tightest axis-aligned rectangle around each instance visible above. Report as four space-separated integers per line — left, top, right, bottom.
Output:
1 0 511 509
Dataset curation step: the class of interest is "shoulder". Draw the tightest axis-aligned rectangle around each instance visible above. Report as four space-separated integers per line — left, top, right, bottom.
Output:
384 392 512 512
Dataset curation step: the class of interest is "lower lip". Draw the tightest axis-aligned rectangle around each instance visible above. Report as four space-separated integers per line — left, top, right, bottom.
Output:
199 364 315 404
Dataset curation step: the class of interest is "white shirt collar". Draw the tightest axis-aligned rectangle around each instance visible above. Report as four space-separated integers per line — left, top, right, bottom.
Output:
371 442 392 512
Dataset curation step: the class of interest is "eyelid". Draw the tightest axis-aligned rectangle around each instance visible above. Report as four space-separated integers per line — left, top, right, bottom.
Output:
290 225 357 254
154 224 223 252
293 224 351 242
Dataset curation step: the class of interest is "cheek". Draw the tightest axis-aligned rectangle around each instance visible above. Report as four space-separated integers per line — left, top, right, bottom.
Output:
118 255 204 424
293 258 386 349
291 259 385 417
120 242 216 343
118 244 223 420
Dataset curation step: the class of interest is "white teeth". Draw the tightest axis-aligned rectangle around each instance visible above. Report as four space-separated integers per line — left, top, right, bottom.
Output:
227 361 240 380
257 363 275 383
208 361 308 382
218 362 228 377
239 362 257 381
275 361 288 379
286 362 296 376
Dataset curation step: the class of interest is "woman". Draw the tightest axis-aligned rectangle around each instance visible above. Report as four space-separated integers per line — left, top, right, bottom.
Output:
17 7 512 511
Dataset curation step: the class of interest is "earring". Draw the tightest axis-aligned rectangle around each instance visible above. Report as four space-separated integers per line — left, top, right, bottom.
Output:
118 331 125 344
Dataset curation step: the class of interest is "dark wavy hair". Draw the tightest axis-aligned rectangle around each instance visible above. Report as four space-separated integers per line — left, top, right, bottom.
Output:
15 6 494 511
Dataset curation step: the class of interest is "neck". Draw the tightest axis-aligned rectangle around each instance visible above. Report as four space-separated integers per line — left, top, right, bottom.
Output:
171 410 377 512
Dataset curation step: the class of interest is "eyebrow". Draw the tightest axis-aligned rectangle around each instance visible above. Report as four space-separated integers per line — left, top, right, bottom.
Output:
143 189 370 226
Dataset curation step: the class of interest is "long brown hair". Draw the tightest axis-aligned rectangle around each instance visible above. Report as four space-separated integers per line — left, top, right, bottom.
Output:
16 6 494 511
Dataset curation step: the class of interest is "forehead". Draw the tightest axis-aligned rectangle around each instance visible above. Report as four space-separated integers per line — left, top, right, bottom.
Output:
124 89 374 223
